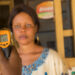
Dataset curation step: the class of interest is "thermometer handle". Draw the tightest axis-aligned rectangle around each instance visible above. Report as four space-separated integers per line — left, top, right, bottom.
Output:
2 46 12 59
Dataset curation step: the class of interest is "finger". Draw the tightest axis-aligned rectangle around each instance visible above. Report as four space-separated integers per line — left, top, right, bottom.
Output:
0 68 2 75
0 71 2 75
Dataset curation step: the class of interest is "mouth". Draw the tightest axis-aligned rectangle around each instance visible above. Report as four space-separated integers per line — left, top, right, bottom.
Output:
19 35 28 40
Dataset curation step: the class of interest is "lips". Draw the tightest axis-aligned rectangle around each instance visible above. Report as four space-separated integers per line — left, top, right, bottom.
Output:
19 35 28 40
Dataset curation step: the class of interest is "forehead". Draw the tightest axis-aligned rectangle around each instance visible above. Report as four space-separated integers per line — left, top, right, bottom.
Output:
12 12 34 24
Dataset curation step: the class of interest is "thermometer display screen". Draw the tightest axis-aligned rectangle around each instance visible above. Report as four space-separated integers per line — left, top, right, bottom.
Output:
0 34 8 42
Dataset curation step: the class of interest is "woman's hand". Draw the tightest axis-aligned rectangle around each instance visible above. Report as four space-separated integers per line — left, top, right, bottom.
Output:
0 46 22 75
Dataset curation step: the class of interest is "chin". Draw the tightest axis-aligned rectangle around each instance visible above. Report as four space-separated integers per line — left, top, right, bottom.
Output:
19 41 31 45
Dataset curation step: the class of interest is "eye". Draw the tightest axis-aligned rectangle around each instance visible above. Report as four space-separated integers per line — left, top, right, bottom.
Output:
14 25 21 29
25 24 32 28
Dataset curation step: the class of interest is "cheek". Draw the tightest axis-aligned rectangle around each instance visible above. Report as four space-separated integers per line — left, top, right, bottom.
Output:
13 29 20 39
27 29 36 38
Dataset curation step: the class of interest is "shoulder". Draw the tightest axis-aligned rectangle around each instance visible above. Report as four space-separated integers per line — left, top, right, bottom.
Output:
43 48 63 64
48 48 61 59
47 48 68 74
48 48 63 65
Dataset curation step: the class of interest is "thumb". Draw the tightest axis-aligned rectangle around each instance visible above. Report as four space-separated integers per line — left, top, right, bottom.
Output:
9 46 22 65
9 46 22 75
9 46 21 60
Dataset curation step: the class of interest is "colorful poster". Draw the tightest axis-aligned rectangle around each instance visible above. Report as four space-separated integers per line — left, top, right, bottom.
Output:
36 1 54 19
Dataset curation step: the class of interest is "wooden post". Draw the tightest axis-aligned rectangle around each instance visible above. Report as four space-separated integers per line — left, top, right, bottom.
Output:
71 0 75 56
9 0 14 12
54 0 65 57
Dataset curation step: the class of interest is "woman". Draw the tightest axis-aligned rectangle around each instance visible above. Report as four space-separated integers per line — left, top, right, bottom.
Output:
8 4 68 75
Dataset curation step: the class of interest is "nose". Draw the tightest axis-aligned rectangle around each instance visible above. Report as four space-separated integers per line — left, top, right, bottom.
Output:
21 26 26 32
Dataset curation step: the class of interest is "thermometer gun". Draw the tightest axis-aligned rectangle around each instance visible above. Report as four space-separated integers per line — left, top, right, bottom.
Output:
0 29 12 58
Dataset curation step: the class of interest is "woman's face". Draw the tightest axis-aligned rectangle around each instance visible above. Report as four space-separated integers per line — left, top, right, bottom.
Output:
12 12 37 46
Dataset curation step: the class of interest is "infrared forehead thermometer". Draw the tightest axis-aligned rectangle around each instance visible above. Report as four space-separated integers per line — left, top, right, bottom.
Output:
0 30 11 48
0 29 12 58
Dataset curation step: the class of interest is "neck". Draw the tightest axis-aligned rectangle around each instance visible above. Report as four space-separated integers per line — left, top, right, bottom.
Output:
17 42 37 54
